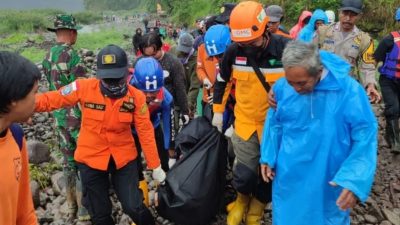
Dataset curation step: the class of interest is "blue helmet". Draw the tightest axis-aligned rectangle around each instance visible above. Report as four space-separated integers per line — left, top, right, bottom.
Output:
204 24 231 56
396 8 400 21
131 57 164 92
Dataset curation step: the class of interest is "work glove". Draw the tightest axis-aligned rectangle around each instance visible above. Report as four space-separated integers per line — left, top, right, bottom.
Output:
207 93 213 105
203 78 213 90
152 165 166 184
212 112 223 132
168 158 176 169
224 125 234 138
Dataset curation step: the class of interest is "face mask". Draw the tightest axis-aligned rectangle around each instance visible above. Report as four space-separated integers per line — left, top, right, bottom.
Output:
240 36 268 58
100 77 128 99
242 45 262 58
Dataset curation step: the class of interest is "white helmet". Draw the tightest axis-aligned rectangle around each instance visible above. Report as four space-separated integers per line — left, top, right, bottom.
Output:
325 10 335 24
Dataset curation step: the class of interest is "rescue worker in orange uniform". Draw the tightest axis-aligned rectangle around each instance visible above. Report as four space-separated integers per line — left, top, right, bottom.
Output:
35 44 166 225
211 2 289 224
197 24 231 109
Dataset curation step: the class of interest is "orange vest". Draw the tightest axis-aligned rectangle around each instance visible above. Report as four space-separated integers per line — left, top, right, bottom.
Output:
35 78 160 171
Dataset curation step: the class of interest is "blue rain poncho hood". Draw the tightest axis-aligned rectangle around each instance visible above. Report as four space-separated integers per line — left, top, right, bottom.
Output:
297 9 328 43
260 51 377 225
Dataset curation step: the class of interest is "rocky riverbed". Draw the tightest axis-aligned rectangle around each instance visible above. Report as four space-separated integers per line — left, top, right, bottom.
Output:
22 50 400 225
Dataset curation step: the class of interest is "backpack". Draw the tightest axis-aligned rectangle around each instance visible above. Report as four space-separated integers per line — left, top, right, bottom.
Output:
10 123 24 151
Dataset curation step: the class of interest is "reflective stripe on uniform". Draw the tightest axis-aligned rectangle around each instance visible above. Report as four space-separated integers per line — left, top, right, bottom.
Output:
232 65 284 82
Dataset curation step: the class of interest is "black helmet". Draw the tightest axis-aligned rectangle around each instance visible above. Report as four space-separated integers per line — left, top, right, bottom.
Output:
96 45 128 79
340 0 363 14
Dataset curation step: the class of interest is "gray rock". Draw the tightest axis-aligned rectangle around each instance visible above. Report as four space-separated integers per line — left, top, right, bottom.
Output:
393 183 400 193
46 187 54 196
365 214 378 224
39 192 48 207
50 151 64 166
35 116 47 123
30 180 40 207
51 171 65 195
383 209 400 225
85 50 94 56
118 214 131 225
27 140 50 164
156 216 164 224
380 221 393 225
59 201 70 217
84 57 95 63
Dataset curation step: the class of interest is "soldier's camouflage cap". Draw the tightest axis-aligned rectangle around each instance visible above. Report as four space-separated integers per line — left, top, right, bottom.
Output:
47 14 82 32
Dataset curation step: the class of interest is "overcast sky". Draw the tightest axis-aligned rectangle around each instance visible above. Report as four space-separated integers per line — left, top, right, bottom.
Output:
0 0 84 12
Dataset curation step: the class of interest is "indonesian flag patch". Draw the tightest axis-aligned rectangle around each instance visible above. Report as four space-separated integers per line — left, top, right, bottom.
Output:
235 57 247 65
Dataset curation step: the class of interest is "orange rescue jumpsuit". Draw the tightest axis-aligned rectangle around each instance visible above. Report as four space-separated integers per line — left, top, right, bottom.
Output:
35 78 160 170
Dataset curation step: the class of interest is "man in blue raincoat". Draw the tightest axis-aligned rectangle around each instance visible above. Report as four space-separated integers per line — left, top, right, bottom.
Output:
297 9 328 43
260 41 377 225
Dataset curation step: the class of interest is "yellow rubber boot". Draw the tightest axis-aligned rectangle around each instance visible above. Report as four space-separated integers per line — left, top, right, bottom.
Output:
139 180 149 207
245 197 266 225
227 193 250 225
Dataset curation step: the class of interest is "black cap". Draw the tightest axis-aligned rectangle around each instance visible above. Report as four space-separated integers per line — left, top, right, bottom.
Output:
215 3 237 24
340 0 363 14
96 45 128 79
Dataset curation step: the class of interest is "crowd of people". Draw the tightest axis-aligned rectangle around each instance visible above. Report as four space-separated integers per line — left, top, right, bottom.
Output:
1 0 399 225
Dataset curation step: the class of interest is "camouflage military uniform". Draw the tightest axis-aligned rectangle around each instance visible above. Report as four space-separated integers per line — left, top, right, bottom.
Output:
42 43 85 166
172 48 200 116
315 22 376 86
44 14 90 222
182 52 200 114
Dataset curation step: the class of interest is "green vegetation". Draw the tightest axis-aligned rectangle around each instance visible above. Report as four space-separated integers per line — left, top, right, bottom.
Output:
1 33 29 45
0 0 398 63
0 9 102 35
80 0 399 37
72 11 103 25
0 27 132 63
30 162 62 189
0 9 59 35
83 0 144 11
20 47 47 63
75 27 132 51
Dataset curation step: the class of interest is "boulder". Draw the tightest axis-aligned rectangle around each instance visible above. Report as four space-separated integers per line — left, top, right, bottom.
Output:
383 209 400 225
30 180 40 207
27 140 50 164
51 171 65 195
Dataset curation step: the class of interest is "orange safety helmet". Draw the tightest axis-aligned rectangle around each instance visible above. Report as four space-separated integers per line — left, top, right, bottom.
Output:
229 1 269 42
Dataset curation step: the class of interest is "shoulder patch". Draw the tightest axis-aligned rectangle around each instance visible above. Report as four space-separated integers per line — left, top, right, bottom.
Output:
60 81 77 96
139 104 148 115
362 40 375 64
